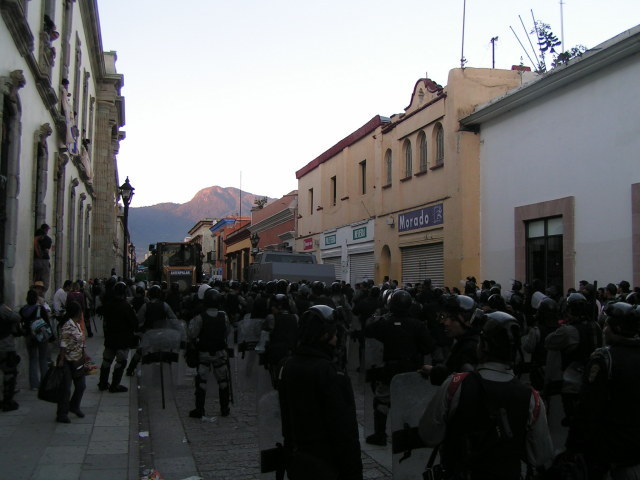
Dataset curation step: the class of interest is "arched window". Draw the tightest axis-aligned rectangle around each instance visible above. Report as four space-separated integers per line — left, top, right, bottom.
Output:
404 139 412 178
418 131 428 172
435 123 444 166
385 149 392 185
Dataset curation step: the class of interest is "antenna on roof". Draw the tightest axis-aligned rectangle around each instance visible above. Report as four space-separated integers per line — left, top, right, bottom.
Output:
490 36 499 68
239 171 242 218
460 0 468 68
559 0 565 50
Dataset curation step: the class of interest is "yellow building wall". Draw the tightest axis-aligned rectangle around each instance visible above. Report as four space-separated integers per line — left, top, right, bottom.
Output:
298 68 528 286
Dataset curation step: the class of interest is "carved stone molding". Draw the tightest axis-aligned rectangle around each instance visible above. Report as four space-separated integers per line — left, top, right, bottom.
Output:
56 152 69 178
79 192 87 202
0 1 34 57
86 204 92 212
39 123 53 139
9 70 26 92
70 177 80 190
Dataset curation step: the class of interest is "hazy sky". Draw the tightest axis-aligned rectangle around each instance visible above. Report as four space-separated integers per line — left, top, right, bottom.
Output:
98 1 640 207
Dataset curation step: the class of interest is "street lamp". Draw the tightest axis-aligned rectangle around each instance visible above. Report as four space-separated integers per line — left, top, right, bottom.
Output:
119 177 134 278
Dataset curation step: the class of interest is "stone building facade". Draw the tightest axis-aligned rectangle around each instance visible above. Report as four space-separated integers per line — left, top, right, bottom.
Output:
1 0 125 306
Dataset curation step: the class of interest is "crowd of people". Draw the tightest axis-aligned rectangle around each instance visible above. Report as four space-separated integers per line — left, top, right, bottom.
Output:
2 271 639 479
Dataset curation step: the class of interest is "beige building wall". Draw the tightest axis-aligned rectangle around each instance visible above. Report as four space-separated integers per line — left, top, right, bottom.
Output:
297 69 529 287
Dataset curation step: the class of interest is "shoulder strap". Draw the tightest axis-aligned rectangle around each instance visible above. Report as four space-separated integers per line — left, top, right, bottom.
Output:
447 371 470 402
530 387 542 424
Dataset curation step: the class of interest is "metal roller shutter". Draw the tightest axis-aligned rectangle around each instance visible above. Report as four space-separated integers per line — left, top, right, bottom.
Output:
322 256 342 281
349 252 374 285
401 243 444 287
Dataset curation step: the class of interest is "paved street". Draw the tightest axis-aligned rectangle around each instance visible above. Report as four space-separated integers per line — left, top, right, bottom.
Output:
144 347 393 479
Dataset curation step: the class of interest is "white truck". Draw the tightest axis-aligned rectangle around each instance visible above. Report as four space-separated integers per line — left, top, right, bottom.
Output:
248 251 336 284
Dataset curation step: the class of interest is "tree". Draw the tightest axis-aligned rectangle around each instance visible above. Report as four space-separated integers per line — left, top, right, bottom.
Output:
531 21 586 73
254 197 268 209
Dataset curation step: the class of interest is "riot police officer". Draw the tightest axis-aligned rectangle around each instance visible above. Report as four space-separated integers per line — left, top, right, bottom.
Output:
566 302 640 479
278 305 363 480
363 289 433 446
420 294 479 386
187 288 232 418
545 292 603 427
263 293 298 388
419 311 554 479
98 282 138 392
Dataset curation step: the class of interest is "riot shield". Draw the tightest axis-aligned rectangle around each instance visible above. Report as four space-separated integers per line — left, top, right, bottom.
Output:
258 390 287 480
390 372 438 480
235 315 265 396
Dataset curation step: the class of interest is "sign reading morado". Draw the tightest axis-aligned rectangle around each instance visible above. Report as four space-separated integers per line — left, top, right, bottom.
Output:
398 204 444 233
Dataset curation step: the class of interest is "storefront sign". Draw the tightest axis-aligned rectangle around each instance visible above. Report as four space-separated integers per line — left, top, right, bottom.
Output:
325 234 336 246
352 226 367 240
398 203 444 233
303 238 314 250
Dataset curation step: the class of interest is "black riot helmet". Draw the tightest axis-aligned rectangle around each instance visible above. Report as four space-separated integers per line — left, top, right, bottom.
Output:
474 310 521 364
204 288 222 309
331 281 342 294
442 294 477 324
388 289 413 315
148 284 162 300
605 302 639 337
272 293 290 311
566 292 589 318
114 281 127 298
297 305 337 346
487 293 507 312
276 279 289 294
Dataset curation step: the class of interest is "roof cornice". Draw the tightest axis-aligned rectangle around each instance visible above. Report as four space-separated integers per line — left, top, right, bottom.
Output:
461 25 640 127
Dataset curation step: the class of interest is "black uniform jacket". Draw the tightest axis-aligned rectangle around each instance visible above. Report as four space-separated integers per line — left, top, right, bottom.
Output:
278 344 363 480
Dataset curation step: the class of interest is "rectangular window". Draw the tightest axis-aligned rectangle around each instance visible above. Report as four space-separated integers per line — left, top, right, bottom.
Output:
526 216 563 289
309 188 313 215
330 176 337 206
360 160 366 195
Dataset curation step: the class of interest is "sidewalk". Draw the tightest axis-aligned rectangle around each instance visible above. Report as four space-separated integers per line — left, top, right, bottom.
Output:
0 319 138 480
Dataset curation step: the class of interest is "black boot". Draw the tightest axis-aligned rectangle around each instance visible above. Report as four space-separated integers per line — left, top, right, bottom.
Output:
126 351 141 376
189 386 206 418
98 367 110 391
219 387 230 417
109 367 128 393
366 411 388 446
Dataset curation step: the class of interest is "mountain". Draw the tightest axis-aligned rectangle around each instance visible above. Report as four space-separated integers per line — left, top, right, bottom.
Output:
128 186 271 257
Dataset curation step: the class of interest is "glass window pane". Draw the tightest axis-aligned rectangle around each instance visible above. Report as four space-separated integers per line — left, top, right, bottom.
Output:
547 217 563 235
527 220 545 238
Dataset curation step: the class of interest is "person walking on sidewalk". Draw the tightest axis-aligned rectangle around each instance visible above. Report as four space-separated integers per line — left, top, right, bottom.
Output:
19 289 51 391
0 293 22 412
187 288 232 418
98 282 137 393
55 301 86 423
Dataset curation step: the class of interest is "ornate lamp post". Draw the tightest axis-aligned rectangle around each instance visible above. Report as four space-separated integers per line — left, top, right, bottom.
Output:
119 177 134 278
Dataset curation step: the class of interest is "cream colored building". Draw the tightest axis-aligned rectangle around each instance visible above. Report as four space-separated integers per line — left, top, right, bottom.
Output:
1 1 125 306
296 68 531 287
187 219 215 276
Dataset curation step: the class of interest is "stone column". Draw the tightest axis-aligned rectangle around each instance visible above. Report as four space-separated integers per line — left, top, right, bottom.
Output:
67 178 78 279
77 192 86 279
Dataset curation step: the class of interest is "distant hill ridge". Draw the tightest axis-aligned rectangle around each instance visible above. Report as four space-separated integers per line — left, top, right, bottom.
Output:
129 186 272 257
